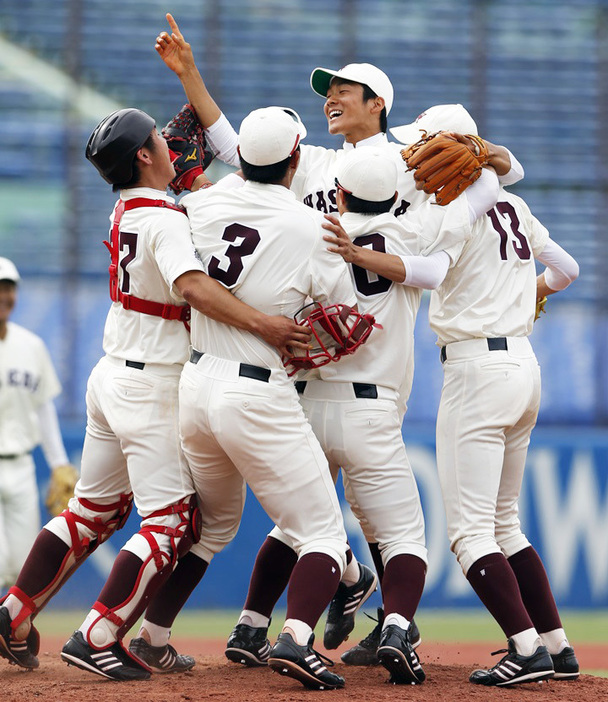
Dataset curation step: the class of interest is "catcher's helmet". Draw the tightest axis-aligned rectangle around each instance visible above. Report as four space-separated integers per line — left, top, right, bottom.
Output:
86 108 156 185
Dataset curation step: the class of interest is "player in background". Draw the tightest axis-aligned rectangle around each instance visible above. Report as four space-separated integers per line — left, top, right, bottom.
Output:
0 258 77 594
389 105 580 686
0 108 309 680
174 105 370 691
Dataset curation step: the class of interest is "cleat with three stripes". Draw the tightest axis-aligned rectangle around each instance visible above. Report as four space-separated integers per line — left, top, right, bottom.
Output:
377 623 425 684
323 564 378 649
268 632 344 690
225 622 271 667
0 607 40 669
129 637 195 673
469 639 554 686
61 631 151 680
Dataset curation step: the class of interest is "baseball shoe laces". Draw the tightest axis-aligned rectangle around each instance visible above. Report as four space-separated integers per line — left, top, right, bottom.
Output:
469 639 554 686
129 637 195 673
268 632 345 690
323 563 378 649
0 607 40 669
61 630 151 681
225 621 271 666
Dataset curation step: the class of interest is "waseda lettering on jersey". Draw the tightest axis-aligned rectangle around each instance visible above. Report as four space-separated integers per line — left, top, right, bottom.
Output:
6 369 40 392
304 190 411 219
303 190 339 214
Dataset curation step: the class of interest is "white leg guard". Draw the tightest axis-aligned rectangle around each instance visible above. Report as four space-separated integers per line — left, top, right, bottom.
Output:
86 495 199 645
5 494 133 634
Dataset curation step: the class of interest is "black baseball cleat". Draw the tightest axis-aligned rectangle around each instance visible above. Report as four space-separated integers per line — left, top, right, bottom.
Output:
341 608 422 666
61 631 151 680
225 622 271 666
550 646 579 680
0 606 40 669
323 563 378 649
129 637 195 673
377 623 426 684
341 607 383 666
469 639 554 686
268 632 345 690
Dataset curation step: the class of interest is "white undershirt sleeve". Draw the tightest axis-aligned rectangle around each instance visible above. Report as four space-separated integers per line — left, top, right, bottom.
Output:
497 149 525 186
536 238 580 291
36 400 69 470
205 113 240 167
399 250 450 290
463 168 500 224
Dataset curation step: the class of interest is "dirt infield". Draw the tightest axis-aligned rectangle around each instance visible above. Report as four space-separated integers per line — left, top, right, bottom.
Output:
2 636 606 702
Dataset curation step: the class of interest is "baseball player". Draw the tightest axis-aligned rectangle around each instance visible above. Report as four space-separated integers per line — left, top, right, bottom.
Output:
391 105 580 686
222 147 500 686
0 258 77 593
0 108 310 680
172 105 376 692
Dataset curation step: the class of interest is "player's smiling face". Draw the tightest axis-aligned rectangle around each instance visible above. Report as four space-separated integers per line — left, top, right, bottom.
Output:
324 79 381 143
0 281 17 324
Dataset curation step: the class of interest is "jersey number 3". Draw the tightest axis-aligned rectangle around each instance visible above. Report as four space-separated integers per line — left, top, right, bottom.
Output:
208 224 261 286
487 202 531 261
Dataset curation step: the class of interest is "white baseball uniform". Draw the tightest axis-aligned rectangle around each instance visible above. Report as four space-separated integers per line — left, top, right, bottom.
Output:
431 189 575 575
269 179 490 570
70 186 201 522
179 180 356 570
0 322 67 587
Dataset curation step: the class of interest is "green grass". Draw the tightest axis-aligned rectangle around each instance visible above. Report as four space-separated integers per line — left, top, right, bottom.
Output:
36 608 608 646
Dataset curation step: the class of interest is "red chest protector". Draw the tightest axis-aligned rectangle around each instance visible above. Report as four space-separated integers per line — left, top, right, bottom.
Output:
103 198 191 329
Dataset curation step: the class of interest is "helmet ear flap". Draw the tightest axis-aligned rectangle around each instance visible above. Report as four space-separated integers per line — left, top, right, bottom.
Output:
282 302 381 377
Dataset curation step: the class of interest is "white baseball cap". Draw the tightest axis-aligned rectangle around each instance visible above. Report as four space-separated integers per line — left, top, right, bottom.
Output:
390 104 478 145
335 148 398 202
238 106 307 167
0 257 20 283
310 63 394 115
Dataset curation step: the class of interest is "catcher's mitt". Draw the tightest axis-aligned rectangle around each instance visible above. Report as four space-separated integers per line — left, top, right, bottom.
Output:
401 131 489 205
45 464 79 517
283 302 381 376
162 104 215 195
534 296 548 322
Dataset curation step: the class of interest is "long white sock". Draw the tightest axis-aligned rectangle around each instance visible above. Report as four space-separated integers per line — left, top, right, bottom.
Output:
511 628 541 657
238 609 270 628
540 628 569 655
283 618 313 646
139 619 171 647
341 559 361 587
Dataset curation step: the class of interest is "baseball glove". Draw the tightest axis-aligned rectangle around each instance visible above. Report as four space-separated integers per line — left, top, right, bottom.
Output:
45 464 79 517
162 104 215 194
401 131 490 205
534 296 548 322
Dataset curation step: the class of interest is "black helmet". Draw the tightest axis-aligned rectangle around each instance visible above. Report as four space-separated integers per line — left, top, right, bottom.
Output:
86 108 156 185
